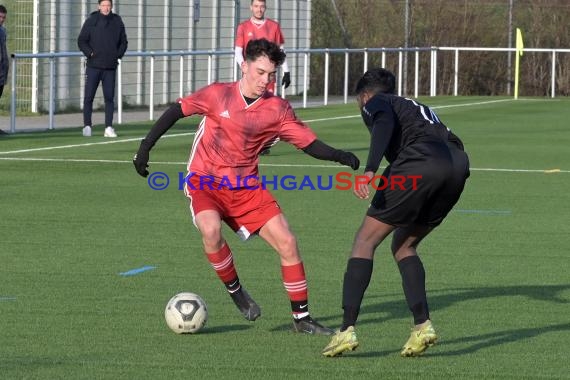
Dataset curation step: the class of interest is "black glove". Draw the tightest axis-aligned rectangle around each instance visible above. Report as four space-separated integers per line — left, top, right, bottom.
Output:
133 140 151 177
335 151 360 170
282 72 291 89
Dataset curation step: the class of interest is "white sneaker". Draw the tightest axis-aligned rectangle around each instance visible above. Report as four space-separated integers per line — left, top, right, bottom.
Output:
82 126 92 137
104 126 117 138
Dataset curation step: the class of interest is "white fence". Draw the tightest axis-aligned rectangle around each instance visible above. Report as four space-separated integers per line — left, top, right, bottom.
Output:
8 45 570 132
5 0 311 114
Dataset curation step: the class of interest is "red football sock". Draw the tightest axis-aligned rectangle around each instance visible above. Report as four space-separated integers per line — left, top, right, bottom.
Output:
206 244 240 292
282 262 309 319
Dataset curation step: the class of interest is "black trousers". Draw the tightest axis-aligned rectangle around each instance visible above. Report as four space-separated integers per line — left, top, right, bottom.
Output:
83 66 116 127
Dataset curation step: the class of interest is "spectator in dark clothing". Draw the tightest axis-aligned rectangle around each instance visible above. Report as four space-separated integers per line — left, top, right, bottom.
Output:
77 0 127 137
0 4 9 100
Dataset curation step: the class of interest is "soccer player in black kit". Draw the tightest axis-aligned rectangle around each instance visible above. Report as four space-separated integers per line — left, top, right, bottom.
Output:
322 68 470 357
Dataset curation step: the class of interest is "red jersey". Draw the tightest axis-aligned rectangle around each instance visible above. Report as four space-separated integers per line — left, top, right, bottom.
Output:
178 82 317 187
235 18 285 49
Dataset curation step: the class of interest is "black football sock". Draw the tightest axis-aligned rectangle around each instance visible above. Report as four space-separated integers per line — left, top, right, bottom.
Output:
397 255 430 325
224 277 242 293
341 258 373 331
291 301 310 320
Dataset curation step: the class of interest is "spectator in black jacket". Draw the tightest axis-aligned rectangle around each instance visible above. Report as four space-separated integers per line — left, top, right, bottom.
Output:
78 0 127 137
0 5 8 100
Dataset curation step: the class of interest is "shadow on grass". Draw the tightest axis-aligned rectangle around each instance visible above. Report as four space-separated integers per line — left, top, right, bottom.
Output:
356 284 570 326
310 284 569 327
271 284 570 356
431 322 570 357
202 324 252 334
348 322 570 359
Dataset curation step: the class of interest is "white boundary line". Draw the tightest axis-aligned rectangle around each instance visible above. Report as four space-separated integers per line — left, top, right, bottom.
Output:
431 98 513 109
0 132 197 155
0 98 530 156
0 156 566 173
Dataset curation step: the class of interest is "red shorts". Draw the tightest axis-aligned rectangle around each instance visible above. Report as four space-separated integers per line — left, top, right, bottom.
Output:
184 176 282 240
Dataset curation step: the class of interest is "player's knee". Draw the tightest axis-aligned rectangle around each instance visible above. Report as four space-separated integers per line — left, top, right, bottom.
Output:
199 223 223 246
393 246 416 261
280 232 297 250
353 229 381 250
391 239 401 255
350 236 378 259
275 233 298 258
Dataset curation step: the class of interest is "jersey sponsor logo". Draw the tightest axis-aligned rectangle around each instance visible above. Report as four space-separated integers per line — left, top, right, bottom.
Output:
219 110 230 119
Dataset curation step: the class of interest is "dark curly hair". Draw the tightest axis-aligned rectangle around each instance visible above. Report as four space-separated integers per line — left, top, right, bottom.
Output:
355 68 396 95
244 38 286 67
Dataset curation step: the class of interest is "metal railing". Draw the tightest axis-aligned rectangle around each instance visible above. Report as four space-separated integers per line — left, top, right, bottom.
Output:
9 49 235 133
8 46 570 133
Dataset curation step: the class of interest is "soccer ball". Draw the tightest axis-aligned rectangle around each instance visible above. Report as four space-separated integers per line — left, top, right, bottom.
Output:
164 292 208 334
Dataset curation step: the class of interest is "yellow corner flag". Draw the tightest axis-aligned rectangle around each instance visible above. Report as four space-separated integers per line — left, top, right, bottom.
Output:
516 28 524 56
514 28 524 99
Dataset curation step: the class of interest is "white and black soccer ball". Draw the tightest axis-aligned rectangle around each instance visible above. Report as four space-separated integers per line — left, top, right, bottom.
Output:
164 292 208 334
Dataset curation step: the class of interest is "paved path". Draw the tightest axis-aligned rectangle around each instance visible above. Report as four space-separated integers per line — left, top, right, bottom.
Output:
0 108 165 133
0 97 345 134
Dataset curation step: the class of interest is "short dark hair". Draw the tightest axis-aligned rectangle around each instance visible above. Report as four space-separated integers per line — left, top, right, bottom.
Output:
251 0 266 4
355 68 396 95
0 5 7 14
245 38 286 67
98 0 112 4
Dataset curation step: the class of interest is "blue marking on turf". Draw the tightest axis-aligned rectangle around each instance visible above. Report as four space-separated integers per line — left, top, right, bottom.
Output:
454 209 512 215
0 297 17 301
119 265 157 276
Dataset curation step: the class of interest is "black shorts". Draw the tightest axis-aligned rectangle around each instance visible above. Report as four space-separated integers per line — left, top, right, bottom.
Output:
367 139 470 227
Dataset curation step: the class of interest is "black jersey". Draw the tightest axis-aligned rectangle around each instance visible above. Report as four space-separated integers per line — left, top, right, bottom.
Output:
361 93 464 172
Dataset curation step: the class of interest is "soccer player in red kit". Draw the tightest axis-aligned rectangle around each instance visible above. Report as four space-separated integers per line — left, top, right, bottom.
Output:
235 0 291 94
134 38 360 335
